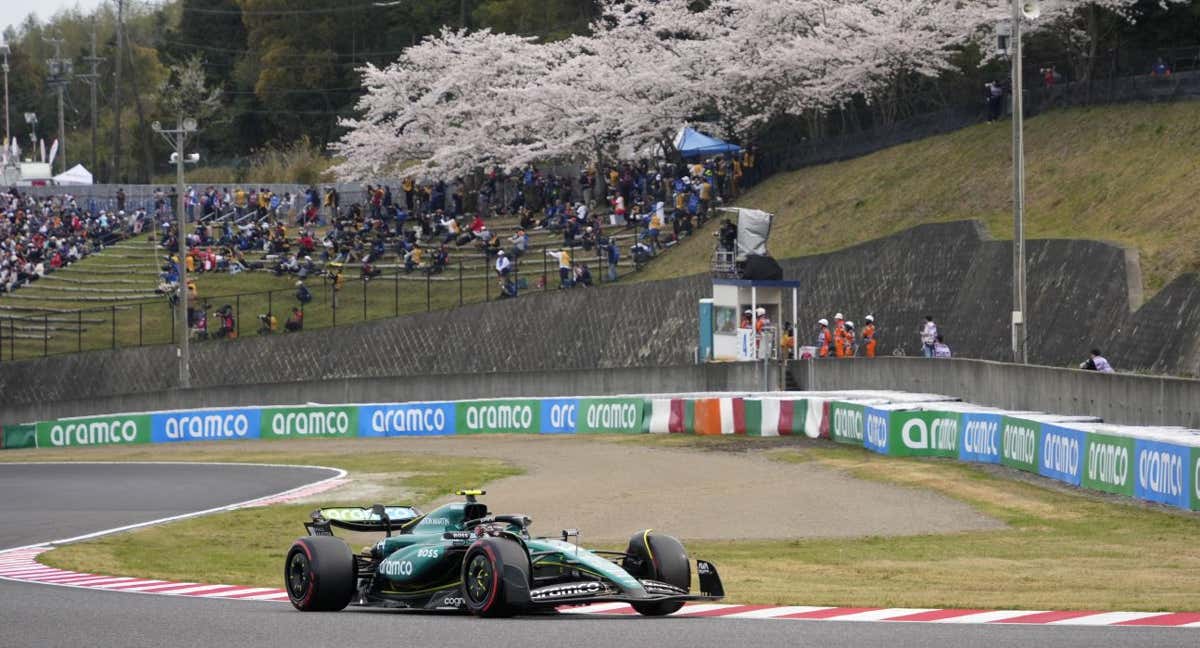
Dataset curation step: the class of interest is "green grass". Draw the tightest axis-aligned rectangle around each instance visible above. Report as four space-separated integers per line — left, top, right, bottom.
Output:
31 439 522 588
634 102 1200 296
683 443 1200 610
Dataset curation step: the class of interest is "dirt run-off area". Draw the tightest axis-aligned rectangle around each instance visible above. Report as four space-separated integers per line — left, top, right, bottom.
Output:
297 436 1003 542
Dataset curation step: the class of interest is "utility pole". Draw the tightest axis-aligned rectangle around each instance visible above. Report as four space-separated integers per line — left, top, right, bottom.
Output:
112 0 124 182
80 20 104 175
152 118 198 389
1 37 10 147
1010 0 1031 364
43 36 72 175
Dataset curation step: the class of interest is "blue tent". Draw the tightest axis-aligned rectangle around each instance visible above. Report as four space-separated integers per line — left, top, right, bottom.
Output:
673 127 742 159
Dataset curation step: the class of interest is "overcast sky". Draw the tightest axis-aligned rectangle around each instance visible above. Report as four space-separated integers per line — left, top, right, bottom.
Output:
2 0 109 36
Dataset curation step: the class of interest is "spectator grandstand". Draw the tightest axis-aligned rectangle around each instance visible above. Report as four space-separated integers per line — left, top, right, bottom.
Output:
0 154 748 360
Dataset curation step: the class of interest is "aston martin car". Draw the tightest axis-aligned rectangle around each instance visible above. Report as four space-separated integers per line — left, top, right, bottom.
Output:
284 490 724 617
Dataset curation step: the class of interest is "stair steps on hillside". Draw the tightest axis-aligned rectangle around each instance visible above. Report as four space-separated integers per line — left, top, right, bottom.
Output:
39 276 147 286
0 293 160 302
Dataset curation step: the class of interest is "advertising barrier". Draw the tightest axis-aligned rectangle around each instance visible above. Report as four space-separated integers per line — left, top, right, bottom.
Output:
1193 447 1200 512
539 399 579 434
863 407 890 455
577 398 645 434
804 399 829 440
261 406 357 439
829 402 866 446
1000 416 1040 473
668 399 695 434
10 391 1200 513
35 414 151 448
457 400 539 434
1082 430 1135 497
152 409 262 444
358 403 456 437
1133 438 1190 509
2 423 36 450
752 399 807 436
888 410 959 458
646 399 672 434
959 412 1003 464
1038 423 1085 487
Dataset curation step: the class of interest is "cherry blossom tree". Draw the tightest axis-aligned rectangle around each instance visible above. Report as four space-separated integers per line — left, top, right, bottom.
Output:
332 0 1178 182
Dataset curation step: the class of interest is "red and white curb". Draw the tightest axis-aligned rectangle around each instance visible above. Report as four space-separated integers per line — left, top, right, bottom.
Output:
1 544 1197 627
0 547 291 602
559 603 1200 626
0 461 350 603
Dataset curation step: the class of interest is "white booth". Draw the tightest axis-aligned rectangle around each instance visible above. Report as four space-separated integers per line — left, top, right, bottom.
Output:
705 278 800 361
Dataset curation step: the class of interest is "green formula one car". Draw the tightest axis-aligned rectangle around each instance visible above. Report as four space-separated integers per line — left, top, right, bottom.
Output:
284 490 724 617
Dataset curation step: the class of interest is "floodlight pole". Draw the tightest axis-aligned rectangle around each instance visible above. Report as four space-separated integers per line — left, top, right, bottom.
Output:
1010 0 1028 364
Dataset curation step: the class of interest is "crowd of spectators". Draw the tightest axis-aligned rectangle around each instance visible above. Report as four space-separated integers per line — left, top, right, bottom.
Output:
0 188 142 295
5 146 761 344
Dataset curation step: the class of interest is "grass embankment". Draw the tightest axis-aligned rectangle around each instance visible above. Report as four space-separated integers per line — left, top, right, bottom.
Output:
20 442 520 588
14 435 1200 611
636 101 1200 296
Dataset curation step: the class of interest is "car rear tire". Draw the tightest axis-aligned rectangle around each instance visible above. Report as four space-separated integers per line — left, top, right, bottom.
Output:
285 536 355 612
622 530 690 617
462 537 531 618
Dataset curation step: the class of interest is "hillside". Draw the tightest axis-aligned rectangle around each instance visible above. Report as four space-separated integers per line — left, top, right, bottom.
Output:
638 101 1200 296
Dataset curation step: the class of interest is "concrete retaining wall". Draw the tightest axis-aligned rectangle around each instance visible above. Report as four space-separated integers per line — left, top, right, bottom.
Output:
0 362 770 426
792 356 1200 429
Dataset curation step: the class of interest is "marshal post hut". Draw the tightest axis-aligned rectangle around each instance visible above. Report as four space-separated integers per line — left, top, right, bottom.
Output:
699 208 799 362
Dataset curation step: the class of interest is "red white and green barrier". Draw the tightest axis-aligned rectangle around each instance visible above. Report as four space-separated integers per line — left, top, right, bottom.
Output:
5 390 1200 512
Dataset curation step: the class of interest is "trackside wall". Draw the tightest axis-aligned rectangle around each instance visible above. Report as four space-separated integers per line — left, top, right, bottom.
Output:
6 388 1200 515
0 362 773 428
790 356 1200 429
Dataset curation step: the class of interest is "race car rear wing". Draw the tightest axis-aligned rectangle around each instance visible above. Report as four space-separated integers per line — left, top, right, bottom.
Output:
305 505 422 536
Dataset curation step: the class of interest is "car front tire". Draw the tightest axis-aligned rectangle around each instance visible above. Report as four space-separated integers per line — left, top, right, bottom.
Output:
622 530 691 617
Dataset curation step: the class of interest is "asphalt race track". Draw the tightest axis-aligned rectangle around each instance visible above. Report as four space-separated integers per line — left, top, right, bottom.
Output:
0 462 1196 648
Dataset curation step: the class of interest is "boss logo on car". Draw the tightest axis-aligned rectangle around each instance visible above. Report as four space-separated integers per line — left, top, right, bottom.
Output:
530 581 605 600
